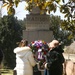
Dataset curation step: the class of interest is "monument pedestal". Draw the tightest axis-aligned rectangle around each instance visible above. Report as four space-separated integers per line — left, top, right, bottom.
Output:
23 6 53 43
23 30 53 43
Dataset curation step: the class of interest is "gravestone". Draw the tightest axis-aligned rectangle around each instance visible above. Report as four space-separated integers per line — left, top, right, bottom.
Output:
23 6 54 43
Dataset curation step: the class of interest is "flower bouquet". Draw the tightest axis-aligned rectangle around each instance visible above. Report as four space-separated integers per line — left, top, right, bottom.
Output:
29 40 50 70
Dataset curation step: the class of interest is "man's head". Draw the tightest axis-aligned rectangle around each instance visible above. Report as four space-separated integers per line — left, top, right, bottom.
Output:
48 40 59 50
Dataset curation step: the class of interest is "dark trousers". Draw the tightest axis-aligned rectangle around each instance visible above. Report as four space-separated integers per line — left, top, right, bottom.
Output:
44 69 49 75
13 70 17 75
33 70 41 75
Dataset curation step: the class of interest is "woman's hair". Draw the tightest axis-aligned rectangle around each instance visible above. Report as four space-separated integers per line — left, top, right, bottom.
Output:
18 39 28 47
24 40 28 46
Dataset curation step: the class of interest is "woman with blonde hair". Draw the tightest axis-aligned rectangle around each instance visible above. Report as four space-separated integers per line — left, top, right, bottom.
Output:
14 39 36 75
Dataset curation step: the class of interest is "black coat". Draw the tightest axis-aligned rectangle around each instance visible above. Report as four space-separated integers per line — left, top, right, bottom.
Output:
46 45 65 75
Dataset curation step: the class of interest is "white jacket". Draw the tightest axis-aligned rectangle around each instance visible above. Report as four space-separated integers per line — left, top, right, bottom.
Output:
14 46 36 75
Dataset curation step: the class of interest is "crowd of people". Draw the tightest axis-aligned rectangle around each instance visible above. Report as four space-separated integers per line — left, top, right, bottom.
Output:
13 39 65 75
1 39 73 75
0 39 75 75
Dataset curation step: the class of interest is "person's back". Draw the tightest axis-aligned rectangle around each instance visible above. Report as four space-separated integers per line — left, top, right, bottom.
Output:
14 40 36 75
45 40 65 75
46 45 65 75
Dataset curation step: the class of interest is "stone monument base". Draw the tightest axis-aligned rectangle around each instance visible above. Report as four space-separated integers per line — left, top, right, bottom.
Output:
23 30 53 43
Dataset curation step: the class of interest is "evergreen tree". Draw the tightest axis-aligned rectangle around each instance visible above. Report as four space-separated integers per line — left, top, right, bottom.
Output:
0 15 22 69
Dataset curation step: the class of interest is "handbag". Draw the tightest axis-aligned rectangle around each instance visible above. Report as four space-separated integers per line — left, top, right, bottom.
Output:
13 70 17 75
37 61 45 71
33 64 41 75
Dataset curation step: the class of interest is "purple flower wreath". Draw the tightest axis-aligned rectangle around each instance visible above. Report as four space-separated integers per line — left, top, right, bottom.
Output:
29 40 50 70
29 40 49 54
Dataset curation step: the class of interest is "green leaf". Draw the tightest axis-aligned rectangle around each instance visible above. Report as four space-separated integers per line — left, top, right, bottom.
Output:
64 13 68 18
2 3 8 7
55 0 60 3
14 0 20 7
62 0 65 3
7 7 15 15
53 5 57 13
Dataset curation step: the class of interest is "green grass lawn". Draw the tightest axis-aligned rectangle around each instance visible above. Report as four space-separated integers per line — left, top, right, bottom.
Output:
1 69 13 75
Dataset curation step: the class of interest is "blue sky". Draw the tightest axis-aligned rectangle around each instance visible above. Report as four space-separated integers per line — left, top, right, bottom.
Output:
0 1 68 20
